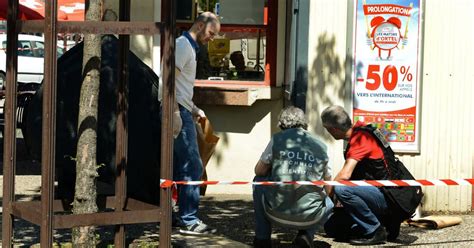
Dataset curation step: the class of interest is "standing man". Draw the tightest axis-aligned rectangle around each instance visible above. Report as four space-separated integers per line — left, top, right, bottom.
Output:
163 12 220 235
320 105 390 245
253 106 333 248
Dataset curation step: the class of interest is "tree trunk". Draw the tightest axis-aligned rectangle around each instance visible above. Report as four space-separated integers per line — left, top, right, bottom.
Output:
72 0 102 246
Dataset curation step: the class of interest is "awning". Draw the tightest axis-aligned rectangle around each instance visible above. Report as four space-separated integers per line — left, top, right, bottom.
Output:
0 0 43 20
19 0 85 21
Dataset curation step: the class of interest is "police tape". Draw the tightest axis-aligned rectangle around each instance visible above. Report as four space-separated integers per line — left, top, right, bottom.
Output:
160 179 474 188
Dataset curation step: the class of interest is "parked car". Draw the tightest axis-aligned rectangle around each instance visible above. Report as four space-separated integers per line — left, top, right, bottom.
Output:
0 34 65 89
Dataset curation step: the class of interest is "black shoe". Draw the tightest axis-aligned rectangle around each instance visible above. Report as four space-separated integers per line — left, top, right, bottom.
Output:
349 226 387 246
253 238 272 248
382 215 402 241
386 220 401 241
292 231 314 248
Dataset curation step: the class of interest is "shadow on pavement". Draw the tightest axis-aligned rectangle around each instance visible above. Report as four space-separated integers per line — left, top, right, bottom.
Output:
199 195 332 247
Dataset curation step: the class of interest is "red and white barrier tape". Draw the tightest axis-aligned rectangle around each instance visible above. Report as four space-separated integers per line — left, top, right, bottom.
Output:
160 179 474 188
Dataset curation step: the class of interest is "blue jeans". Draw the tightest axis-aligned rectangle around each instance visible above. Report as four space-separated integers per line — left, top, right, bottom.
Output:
332 186 388 236
253 176 334 240
173 105 203 226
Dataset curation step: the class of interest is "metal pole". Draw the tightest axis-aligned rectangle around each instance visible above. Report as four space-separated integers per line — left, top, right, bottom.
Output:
256 29 261 73
159 0 176 247
2 0 19 245
114 0 131 246
41 0 58 246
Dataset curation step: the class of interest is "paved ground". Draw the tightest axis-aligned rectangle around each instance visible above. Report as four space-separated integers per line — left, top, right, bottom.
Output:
1 189 474 247
1 134 474 247
200 195 474 248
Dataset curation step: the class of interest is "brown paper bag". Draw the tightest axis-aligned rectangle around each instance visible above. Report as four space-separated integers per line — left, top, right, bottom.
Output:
408 216 462 229
195 117 219 196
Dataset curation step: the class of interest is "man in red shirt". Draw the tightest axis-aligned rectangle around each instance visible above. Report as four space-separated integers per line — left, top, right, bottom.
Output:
320 106 389 245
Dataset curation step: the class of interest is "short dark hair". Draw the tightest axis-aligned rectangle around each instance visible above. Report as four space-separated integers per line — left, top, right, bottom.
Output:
278 106 308 130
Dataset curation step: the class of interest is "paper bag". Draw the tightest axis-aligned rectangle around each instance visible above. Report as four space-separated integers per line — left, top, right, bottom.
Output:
408 216 462 229
195 117 219 196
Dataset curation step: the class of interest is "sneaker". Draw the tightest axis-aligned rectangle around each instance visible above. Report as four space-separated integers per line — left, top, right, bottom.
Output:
178 220 217 236
293 231 314 248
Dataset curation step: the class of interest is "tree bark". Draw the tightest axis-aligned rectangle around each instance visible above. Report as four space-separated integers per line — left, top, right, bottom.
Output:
72 0 102 246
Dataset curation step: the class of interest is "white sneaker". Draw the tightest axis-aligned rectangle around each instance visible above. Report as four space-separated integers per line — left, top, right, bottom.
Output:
178 220 217 236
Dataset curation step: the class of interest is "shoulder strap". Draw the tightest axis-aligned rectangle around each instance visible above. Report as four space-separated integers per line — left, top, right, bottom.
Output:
353 125 395 158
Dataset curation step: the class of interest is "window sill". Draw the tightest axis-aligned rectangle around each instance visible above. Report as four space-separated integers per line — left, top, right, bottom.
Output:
193 82 282 106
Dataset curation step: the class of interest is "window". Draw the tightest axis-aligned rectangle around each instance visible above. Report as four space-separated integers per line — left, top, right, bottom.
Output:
32 41 64 58
2 40 63 58
2 41 35 57
18 40 34 57
175 0 278 86
32 41 45 57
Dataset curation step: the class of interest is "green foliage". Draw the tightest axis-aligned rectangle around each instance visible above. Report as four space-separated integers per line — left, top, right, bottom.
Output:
197 0 218 12
64 155 77 161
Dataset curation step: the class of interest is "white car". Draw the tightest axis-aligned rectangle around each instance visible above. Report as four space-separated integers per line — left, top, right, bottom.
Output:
0 34 65 88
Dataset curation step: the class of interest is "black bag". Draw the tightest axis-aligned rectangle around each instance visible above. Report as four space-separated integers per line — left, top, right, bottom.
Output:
357 126 423 220
381 157 423 220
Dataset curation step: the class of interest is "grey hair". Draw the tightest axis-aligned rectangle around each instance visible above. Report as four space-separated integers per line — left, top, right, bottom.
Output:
278 106 308 130
320 105 352 132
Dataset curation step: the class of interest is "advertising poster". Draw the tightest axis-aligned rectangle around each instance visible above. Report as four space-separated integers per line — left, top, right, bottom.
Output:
353 0 422 153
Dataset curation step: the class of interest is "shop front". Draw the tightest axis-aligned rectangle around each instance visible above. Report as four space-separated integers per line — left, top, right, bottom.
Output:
106 0 472 212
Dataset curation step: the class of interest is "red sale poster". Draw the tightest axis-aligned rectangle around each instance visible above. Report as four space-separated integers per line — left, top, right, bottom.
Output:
353 0 423 153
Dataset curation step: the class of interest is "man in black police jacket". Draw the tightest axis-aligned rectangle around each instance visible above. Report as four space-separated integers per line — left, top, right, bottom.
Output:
320 105 422 245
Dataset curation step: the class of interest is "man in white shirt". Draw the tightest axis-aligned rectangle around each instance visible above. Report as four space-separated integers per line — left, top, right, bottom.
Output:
161 12 220 235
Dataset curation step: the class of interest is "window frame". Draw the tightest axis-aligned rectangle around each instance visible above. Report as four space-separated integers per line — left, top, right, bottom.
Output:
172 0 278 87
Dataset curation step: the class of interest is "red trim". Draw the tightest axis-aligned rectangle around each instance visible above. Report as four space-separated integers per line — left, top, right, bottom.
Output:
391 180 410 186
416 179 434 186
231 182 250 185
465 179 474 185
266 0 278 86
366 181 385 187
196 80 270 87
310 181 326 186
177 23 267 33
338 180 358 187
440 179 458 186
472 165 474 210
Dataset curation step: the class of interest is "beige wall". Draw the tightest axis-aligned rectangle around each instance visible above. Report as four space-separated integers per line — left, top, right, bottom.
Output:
307 0 474 211
203 100 283 194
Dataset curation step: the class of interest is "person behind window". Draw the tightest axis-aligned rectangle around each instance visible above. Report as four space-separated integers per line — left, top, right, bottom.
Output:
159 11 220 236
230 51 246 71
253 106 334 248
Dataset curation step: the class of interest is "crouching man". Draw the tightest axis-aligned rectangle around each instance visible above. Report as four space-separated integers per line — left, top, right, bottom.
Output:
320 106 422 245
253 106 333 248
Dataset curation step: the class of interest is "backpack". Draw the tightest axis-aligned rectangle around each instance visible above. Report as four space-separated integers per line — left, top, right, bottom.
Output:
356 125 423 221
